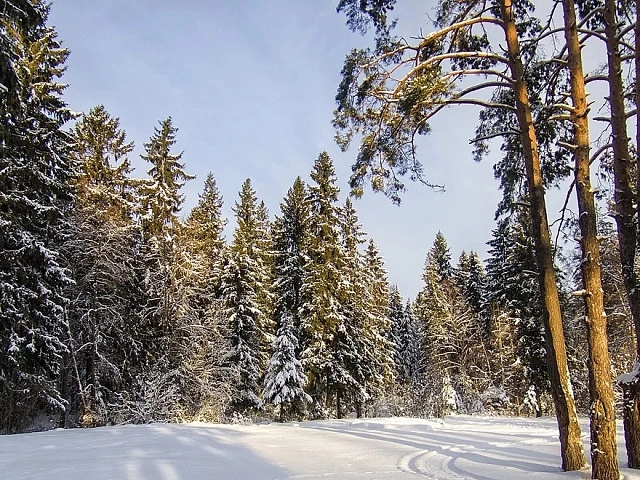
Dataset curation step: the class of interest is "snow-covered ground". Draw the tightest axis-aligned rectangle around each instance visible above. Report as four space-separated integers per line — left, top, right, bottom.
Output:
1 415 639 479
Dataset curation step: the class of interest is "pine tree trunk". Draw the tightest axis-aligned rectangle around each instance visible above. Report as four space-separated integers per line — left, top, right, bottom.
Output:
604 0 640 468
630 0 640 468
636 0 640 355
623 381 640 468
499 0 586 471
562 1 619 477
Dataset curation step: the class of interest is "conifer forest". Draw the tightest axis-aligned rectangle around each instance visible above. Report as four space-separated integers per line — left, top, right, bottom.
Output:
1 1 640 478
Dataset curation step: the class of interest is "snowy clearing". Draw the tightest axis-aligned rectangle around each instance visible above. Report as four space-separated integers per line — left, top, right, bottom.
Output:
1 415 639 480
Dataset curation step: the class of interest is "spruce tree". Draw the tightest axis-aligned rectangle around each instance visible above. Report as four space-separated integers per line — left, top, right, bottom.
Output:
132 117 194 420
0 0 40 94
300 152 346 417
455 251 487 318
0 3 74 432
263 312 311 421
271 177 310 348
361 239 394 408
222 179 268 413
414 233 485 415
335 0 586 469
65 105 138 426
485 211 547 414
184 172 226 285
221 254 262 413
139 117 194 246
184 172 227 318
335 197 368 417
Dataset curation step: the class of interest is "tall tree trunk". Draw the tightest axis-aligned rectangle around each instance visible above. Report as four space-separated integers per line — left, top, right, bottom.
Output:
636 0 640 357
499 0 586 470
562 0 619 477
604 0 640 468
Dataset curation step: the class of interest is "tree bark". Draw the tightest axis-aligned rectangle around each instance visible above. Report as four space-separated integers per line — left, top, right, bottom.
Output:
499 0 586 471
562 0 619 477
603 0 640 468
623 380 640 468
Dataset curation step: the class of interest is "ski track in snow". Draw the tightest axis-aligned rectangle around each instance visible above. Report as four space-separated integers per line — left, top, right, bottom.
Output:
1 415 639 480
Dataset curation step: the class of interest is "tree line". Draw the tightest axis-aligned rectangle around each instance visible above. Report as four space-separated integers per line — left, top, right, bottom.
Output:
1 1 639 478
334 0 640 477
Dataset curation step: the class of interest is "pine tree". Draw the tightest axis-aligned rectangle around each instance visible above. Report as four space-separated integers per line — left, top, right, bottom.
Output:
0 3 75 432
335 0 586 469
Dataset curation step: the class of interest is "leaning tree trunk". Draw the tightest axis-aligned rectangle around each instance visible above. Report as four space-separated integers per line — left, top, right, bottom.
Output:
499 0 586 471
563 0 619 478
604 0 640 468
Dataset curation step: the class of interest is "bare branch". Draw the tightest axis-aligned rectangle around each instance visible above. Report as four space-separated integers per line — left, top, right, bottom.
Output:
416 16 504 50
470 130 519 143
585 74 609 84
589 143 612 164
441 68 514 84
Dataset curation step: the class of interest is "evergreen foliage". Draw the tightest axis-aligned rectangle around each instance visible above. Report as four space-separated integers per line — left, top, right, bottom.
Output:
139 117 194 245
271 177 310 347
222 179 269 412
0 3 74 432
485 210 548 412
64 105 138 426
263 312 311 421
300 152 346 416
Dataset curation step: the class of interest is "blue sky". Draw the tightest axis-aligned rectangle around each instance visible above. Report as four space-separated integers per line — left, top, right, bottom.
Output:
48 0 504 299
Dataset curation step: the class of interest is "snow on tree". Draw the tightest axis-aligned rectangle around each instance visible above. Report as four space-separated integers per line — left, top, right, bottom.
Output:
390 289 419 384
263 312 311 422
221 254 262 413
331 197 375 418
300 152 347 417
485 211 547 414
414 233 487 416
184 172 227 296
360 238 395 410
128 117 198 421
63 105 139 426
271 177 310 350
455 251 487 318
139 117 194 246
0 3 75 432
221 179 270 413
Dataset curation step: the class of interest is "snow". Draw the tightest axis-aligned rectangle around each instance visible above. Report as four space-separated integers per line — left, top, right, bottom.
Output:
617 360 640 385
1 415 639 479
